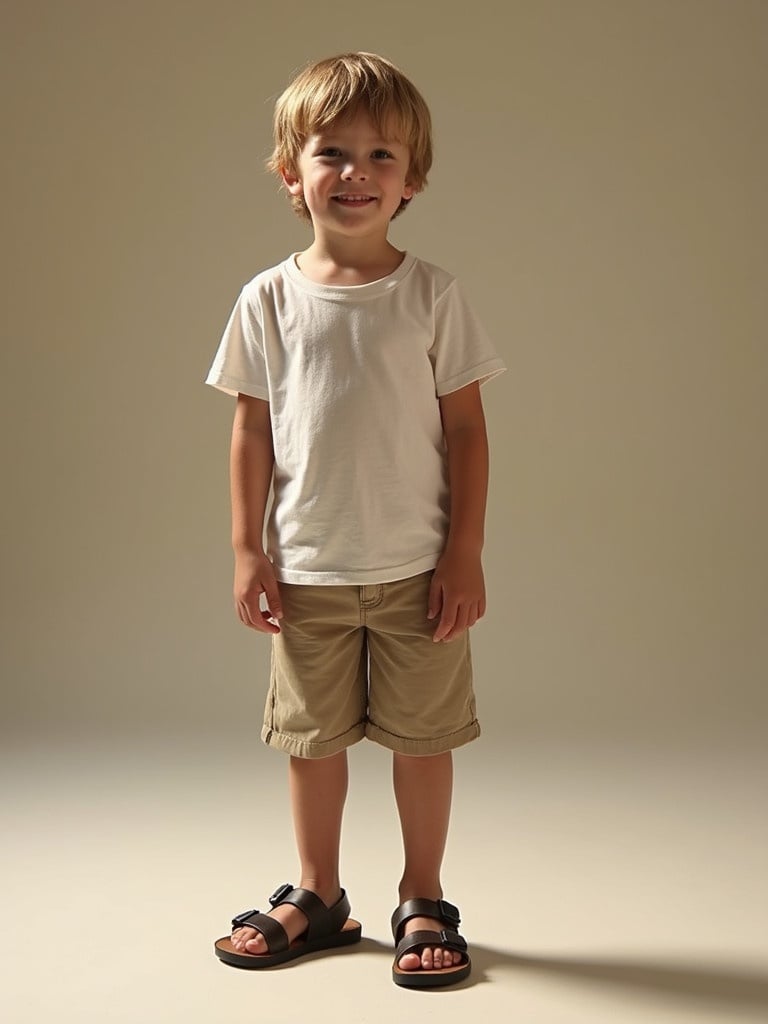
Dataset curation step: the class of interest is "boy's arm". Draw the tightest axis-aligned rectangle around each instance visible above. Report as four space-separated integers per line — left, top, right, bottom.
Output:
429 381 489 642
230 393 283 633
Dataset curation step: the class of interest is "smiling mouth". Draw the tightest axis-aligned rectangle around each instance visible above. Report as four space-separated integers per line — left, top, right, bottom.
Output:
333 195 376 204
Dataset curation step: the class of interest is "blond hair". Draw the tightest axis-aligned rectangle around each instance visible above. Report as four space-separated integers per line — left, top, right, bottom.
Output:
267 52 433 221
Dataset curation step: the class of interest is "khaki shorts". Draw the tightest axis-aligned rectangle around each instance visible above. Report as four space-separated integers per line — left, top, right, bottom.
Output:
262 571 480 758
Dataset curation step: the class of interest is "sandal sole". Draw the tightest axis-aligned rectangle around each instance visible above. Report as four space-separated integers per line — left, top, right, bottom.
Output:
392 957 471 988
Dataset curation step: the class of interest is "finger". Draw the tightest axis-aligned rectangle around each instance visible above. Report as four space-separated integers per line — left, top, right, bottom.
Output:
237 599 278 633
433 599 458 642
248 607 279 633
235 588 260 624
236 599 255 627
259 609 281 633
263 582 284 621
443 604 470 642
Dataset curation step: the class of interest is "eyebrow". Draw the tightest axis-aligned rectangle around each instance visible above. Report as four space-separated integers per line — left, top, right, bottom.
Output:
311 133 400 146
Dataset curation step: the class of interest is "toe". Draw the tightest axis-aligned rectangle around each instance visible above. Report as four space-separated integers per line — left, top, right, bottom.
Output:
244 932 268 954
230 926 268 955
396 913 467 973
398 951 423 971
231 926 252 951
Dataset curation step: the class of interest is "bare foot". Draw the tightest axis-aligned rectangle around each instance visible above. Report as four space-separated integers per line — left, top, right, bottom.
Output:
231 885 342 955
397 914 465 972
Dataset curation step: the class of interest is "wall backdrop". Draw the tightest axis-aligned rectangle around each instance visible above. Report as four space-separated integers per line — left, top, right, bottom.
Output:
2 0 765 764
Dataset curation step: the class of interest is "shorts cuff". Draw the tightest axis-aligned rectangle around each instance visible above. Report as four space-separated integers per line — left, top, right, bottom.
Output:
364 719 481 755
261 722 366 758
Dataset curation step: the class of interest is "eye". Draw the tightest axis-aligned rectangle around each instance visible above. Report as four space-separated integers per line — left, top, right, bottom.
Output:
316 147 342 158
372 149 394 160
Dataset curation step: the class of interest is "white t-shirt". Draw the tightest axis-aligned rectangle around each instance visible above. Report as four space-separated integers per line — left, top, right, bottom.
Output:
205 251 505 584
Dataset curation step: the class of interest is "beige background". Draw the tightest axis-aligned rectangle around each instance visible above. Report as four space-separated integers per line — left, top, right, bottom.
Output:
1 2 766 1022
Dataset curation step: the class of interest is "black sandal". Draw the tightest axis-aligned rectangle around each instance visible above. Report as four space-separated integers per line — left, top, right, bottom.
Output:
215 883 362 968
391 898 471 988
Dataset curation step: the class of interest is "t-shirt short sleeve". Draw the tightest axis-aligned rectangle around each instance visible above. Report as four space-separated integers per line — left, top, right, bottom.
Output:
205 287 269 400
430 280 506 397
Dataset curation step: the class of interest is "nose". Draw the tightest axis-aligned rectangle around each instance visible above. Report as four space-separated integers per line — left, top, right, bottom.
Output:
342 158 368 181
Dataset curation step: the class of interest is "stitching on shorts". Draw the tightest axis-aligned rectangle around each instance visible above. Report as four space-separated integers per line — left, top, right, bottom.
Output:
359 583 384 617
367 718 479 743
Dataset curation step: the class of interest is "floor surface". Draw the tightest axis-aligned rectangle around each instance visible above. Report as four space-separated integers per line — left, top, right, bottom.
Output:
2 733 766 1023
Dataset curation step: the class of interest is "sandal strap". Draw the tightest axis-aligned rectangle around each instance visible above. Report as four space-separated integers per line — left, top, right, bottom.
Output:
270 883 352 942
394 928 468 961
391 898 462 940
230 908 289 953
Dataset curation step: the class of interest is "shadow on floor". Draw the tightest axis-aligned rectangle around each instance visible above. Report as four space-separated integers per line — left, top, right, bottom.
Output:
355 938 768 1012
471 946 768 1014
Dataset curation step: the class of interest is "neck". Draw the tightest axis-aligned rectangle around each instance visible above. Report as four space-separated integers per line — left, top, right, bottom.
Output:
297 232 404 285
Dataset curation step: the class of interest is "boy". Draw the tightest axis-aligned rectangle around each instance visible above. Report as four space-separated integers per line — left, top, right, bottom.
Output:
206 52 505 988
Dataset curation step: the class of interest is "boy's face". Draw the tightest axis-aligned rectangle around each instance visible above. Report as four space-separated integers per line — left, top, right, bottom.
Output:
282 111 414 238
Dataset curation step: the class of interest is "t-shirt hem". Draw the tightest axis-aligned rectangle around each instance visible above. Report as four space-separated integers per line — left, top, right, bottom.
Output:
436 358 507 397
273 553 441 586
204 372 269 400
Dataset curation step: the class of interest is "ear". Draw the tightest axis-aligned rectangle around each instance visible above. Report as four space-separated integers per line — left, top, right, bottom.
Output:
402 179 416 201
281 166 303 196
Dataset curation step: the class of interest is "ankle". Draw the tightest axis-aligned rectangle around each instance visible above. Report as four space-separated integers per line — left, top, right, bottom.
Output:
298 876 342 905
398 878 443 903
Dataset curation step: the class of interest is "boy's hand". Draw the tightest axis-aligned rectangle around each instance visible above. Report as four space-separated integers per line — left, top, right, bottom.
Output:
427 549 486 643
233 550 284 634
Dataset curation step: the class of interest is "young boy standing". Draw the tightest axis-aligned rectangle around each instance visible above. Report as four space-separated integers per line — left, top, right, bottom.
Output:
206 52 505 988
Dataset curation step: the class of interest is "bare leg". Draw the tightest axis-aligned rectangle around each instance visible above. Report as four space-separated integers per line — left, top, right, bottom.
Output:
232 750 348 954
393 750 462 971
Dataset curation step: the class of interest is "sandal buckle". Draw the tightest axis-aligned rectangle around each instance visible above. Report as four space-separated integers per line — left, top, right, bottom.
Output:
441 928 468 952
437 899 461 927
232 909 258 927
269 882 294 907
